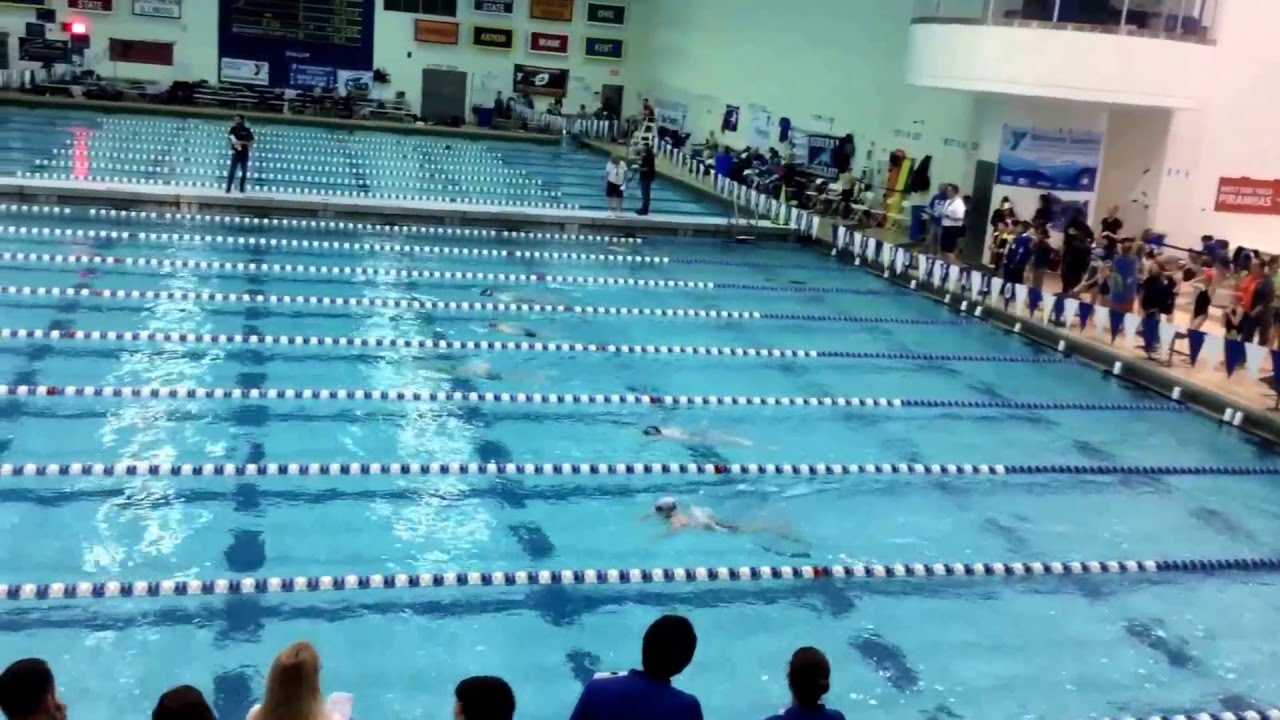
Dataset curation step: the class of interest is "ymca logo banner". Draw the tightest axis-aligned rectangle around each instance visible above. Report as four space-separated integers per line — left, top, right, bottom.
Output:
220 57 269 85
473 25 514 50
584 36 623 60
997 125 1103 192
528 31 569 55
1215 177 1280 215
586 2 626 26
473 0 513 14
513 63 569 97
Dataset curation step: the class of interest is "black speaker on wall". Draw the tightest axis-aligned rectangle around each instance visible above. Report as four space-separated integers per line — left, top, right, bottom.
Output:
35 8 56 23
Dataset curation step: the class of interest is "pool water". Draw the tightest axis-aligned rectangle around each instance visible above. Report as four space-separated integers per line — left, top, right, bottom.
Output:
0 106 722 215
0 150 1279 718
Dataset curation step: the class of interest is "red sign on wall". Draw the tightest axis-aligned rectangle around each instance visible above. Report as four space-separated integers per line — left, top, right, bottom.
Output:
1215 177 1280 215
68 0 114 11
528 31 569 55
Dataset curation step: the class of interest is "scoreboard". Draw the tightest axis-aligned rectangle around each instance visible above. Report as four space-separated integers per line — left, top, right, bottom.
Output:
228 0 363 47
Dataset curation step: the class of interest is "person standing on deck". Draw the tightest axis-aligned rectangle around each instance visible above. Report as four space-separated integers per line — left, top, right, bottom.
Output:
226 114 254 194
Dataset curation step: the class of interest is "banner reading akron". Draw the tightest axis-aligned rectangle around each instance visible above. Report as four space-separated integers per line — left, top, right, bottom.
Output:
513 63 568 98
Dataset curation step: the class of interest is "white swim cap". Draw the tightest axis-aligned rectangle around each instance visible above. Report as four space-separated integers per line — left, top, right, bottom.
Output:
654 497 677 513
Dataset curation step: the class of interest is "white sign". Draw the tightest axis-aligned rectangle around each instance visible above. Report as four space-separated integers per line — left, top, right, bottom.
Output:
133 0 181 18
220 57 270 86
336 69 373 96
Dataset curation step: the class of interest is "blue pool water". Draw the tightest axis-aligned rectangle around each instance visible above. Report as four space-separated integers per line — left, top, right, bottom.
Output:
0 135 1278 718
0 106 722 214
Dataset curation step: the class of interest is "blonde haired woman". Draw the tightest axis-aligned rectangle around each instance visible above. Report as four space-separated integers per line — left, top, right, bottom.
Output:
605 153 628 216
247 642 349 720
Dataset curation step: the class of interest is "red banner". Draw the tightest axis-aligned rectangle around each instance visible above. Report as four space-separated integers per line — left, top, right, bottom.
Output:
1215 177 1280 215
528 31 569 55
68 0 114 11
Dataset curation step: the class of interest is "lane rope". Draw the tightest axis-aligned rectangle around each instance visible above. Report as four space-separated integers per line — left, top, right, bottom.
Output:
1 461 1275 478
0 328 1067 362
5 556 1280 602
0 251 712 288
0 285 969 325
0 384 1187 412
2 208 642 243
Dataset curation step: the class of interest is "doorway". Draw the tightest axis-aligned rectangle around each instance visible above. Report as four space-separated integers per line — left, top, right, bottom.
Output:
967 160 996 265
420 69 468 124
600 83 624 118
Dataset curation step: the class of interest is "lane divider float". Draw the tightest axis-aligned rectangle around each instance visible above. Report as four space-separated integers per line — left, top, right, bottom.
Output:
0 384 1186 412
1 461 1273 478
5 556 1280 602
0 328 1068 362
0 251 711 288
0 286 969 325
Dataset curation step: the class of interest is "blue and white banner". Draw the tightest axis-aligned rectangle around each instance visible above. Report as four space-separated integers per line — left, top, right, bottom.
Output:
288 63 335 90
996 125 1103 193
655 99 687 131
802 132 839 178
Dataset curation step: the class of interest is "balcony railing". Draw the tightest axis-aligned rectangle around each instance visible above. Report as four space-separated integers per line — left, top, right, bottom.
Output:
910 0 1218 44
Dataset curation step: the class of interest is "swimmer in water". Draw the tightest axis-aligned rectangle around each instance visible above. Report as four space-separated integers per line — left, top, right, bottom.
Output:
651 497 741 533
488 321 537 338
642 425 753 447
454 358 501 380
479 287 544 305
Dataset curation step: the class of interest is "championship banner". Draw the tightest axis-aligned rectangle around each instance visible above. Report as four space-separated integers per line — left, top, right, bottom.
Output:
586 1 626 26
473 0 513 14
473 25 513 50
513 63 568 98
583 36 623 60
288 63 335 90
68 0 113 11
219 57 270 85
654 99 687 131
528 31 569 55
415 19 459 44
530 0 573 21
1215 177 1280 215
133 0 180 18
799 132 839 178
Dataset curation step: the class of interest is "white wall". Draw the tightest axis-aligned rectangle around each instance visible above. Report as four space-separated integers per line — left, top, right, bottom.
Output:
0 3 218 82
628 0 978 190
0 2 632 118
372 3 633 119
1094 107 1170 235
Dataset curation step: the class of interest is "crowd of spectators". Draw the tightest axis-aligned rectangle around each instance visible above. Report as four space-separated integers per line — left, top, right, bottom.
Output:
0 616 845 720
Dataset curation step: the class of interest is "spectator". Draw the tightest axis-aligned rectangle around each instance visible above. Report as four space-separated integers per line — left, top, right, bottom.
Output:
605 153 628 216
1109 241 1141 312
1003 221 1033 284
1060 210 1094 294
926 183 948 255
153 686 215 720
1032 193 1054 229
642 98 656 123
568 615 702 720
248 641 341 720
714 146 734 178
763 647 844 720
636 142 656 216
987 195 1016 269
1029 225 1054 291
833 135 854 177
547 97 563 116
0 659 65 720
1140 267 1176 355
493 92 505 118
1099 205 1123 239
1242 257 1275 343
454 676 515 720
938 183 965 263
1184 267 1211 331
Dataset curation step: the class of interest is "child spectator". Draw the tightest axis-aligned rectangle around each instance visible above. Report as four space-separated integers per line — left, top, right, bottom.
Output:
0 659 66 720
763 647 845 720
569 615 702 720
248 641 345 720
454 676 515 720
1029 226 1054 291
153 686 215 720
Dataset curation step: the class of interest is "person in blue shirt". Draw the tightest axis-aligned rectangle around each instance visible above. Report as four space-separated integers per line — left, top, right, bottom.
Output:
1109 241 1141 312
926 183 948 253
763 647 845 720
569 615 702 720
714 146 733 178
1002 221 1034 284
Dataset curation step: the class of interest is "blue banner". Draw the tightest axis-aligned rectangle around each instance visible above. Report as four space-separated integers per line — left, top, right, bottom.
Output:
289 63 336 90
804 133 839 178
996 125 1103 192
583 37 624 60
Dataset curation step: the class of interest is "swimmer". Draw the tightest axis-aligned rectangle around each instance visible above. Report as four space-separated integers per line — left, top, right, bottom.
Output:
454 358 501 380
651 497 741 533
479 287 544 305
488 321 537 338
642 425 753 447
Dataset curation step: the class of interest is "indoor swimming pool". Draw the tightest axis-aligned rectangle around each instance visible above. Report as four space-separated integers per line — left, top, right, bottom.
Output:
0 203 1278 720
0 106 722 214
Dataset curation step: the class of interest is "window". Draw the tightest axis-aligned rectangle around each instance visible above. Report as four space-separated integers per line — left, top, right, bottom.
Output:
383 0 457 16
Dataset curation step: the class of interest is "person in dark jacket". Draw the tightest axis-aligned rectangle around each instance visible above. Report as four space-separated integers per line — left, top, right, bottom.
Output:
636 143 657 216
1060 210 1095 294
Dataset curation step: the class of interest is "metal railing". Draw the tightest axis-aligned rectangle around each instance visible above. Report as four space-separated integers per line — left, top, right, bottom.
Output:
911 0 1218 43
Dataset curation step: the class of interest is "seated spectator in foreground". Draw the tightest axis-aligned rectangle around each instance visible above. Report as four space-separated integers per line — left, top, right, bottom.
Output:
248 641 347 720
764 647 845 720
153 686 215 720
454 676 515 720
0 658 66 720
569 615 702 720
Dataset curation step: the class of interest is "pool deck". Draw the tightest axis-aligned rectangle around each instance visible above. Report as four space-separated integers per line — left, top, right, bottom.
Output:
0 177 787 238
